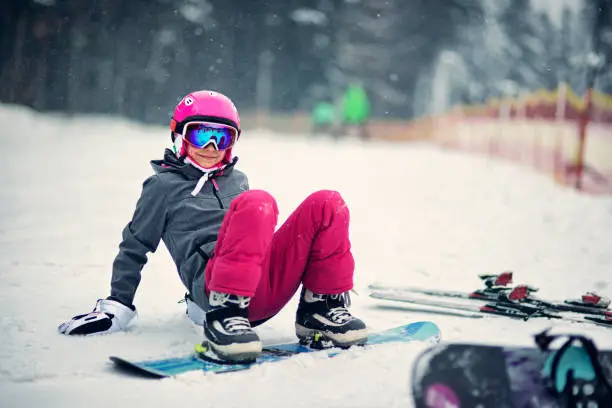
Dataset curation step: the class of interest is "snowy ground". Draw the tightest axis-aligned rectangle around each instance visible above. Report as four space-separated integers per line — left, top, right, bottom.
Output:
1 104 611 408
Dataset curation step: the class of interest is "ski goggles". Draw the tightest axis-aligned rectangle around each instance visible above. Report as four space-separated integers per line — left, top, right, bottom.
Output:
175 121 239 150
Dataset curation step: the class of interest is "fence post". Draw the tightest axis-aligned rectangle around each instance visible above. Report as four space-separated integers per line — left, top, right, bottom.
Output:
554 83 567 183
575 89 593 190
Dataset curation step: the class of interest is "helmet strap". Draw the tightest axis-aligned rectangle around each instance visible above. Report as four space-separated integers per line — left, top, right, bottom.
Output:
172 133 187 158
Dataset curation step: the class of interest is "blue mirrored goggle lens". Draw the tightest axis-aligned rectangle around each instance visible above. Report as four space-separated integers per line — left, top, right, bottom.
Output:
184 123 236 150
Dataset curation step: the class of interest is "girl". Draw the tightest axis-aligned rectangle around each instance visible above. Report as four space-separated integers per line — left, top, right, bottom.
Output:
58 90 367 363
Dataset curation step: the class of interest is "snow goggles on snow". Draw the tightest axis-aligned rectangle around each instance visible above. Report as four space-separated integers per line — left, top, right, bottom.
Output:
177 121 238 150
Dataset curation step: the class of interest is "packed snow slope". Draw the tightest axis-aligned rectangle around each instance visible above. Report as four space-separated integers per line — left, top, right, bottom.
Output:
1 104 611 408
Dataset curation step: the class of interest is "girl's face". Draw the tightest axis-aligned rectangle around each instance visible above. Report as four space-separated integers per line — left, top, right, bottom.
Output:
185 143 226 168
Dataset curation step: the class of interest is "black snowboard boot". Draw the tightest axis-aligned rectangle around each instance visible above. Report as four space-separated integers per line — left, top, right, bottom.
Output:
295 288 368 348
201 291 262 363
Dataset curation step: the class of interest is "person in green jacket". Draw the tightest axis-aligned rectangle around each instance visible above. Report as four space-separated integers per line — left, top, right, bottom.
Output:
340 83 370 139
311 100 336 134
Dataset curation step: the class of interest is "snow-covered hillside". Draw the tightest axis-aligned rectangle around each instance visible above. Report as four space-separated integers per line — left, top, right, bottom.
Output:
1 104 611 408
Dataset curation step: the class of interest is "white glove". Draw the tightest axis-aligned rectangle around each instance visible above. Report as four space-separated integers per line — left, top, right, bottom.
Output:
58 298 137 336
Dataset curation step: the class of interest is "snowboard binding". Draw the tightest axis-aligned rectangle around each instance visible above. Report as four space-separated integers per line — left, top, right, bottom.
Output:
298 330 336 350
194 341 257 365
535 329 612 407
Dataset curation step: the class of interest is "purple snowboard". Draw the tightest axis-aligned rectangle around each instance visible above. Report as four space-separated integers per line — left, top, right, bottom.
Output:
411 343 612 408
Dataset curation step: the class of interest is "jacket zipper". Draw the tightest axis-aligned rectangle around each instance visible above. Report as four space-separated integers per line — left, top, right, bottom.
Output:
211 179 224 209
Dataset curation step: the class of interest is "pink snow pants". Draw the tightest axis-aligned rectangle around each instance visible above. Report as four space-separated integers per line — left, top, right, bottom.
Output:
204 189 355 322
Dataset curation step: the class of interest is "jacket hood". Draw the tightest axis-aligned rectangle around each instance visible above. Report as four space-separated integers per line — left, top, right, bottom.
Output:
151 148 237 179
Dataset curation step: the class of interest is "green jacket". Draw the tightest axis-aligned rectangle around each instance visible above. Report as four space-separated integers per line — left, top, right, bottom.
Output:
311 102 335 125
342 85 370 124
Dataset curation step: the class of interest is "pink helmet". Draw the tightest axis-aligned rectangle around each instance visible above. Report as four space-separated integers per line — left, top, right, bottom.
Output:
170 90 241 137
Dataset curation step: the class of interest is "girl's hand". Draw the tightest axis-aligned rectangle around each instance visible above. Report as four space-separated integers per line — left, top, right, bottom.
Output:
58 298 137 336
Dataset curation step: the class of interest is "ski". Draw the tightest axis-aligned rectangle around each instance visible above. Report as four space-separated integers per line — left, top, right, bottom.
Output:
584 314 612 327
369 272 611 327
368 271 515 300
367 284 526 303
369 291 540 320
373 298 484 318
370 290 612 327
368 283 474 299
369 282 610 316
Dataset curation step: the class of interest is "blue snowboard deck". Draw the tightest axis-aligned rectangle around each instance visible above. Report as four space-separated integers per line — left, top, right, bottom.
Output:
110 320 441 378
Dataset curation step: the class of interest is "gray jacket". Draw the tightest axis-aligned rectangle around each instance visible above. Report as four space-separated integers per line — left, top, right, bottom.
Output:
109 149 249 310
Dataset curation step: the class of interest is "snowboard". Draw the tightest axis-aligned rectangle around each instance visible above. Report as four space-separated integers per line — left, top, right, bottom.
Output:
411 343 612 408
110 320 441 378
